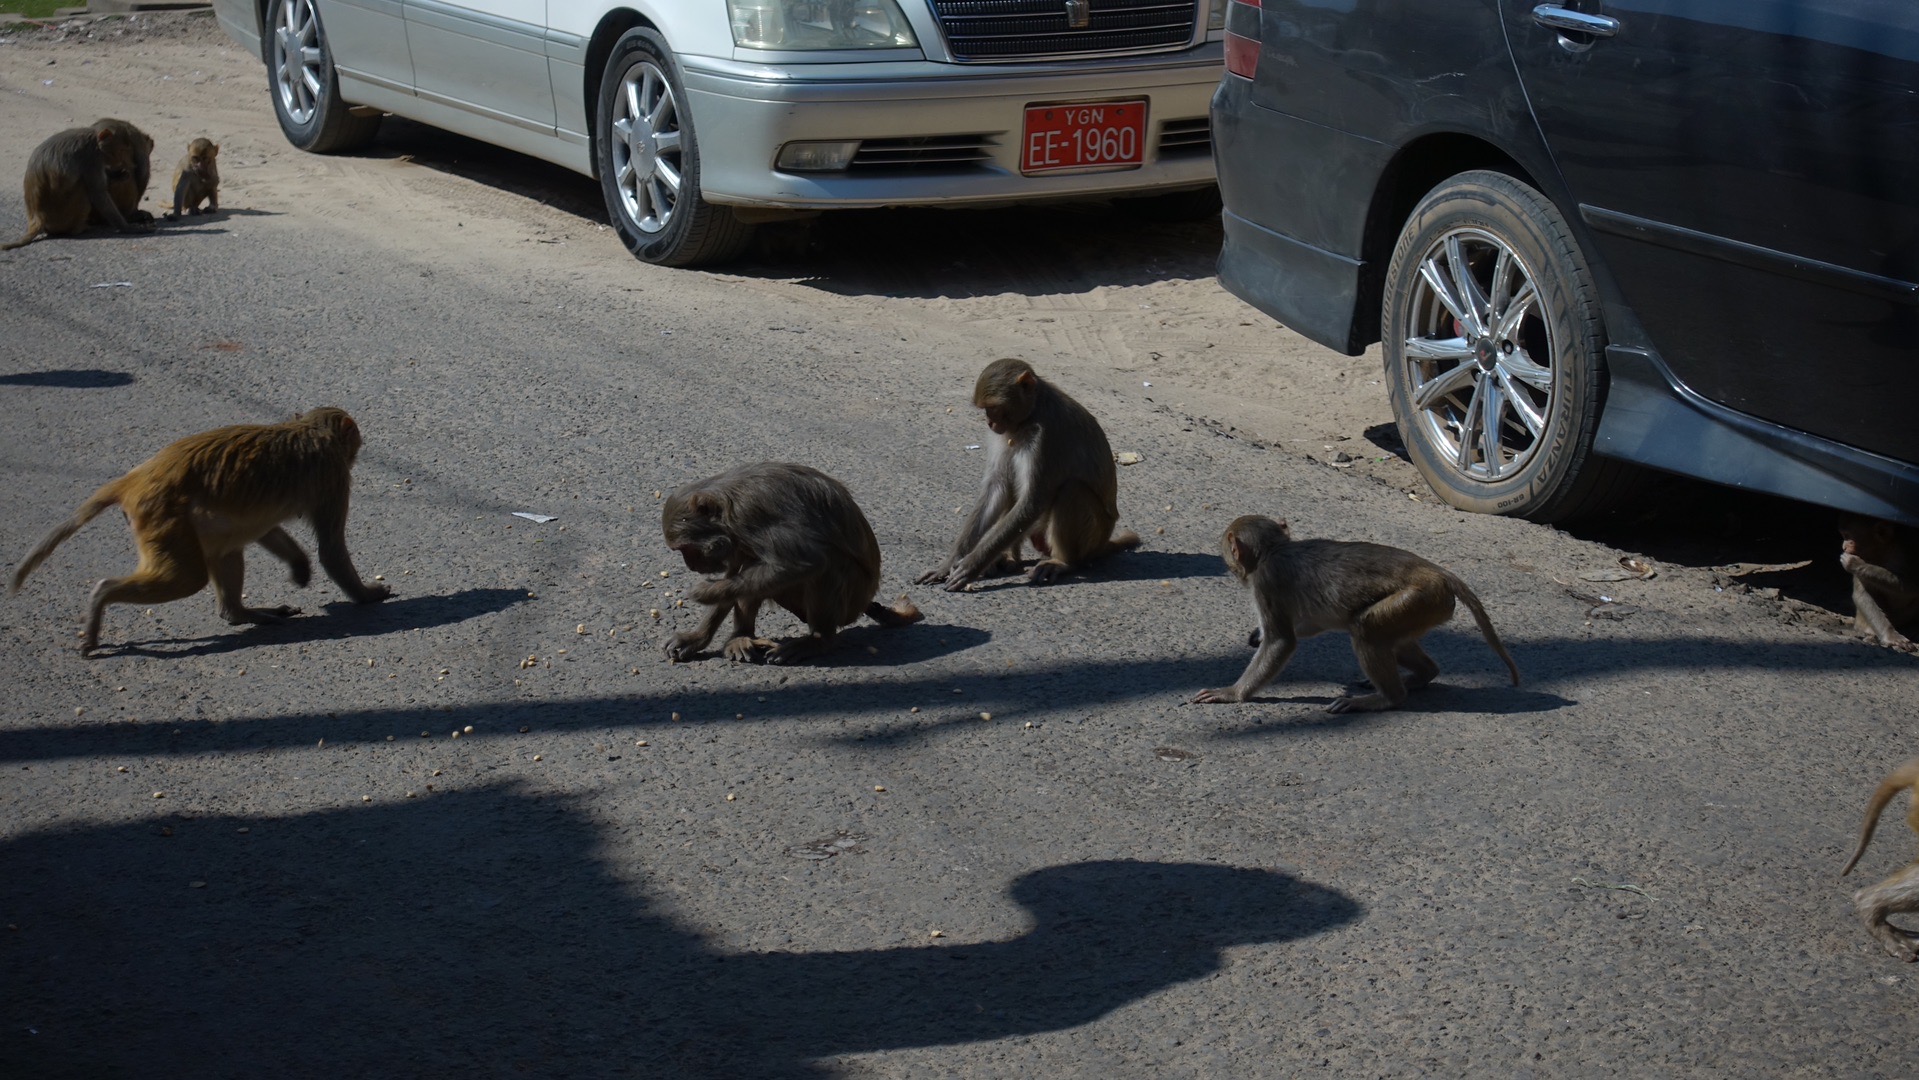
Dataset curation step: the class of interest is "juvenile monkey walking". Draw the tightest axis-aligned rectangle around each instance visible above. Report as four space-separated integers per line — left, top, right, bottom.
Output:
2 124 152 250
9 407 392 653
662 462 922 665
167 137 219 219
1837 514 1918 654
920 358 1139 590
1841 759 1919 962
1193 515 1520 712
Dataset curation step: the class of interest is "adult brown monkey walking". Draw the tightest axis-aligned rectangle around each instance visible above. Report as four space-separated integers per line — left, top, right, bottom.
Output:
663 462 921 665
1841 759 1919 962
10 407 392 653
1192 515 1519 712
920 358 1139 591
1 125 150 250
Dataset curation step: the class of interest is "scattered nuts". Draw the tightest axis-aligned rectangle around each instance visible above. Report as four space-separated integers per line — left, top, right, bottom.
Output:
361 795 372 803
979 712 992 721
463 725 474 734
725 793 736 802
532 754 543 761
116 765 128 773
874 785 886 793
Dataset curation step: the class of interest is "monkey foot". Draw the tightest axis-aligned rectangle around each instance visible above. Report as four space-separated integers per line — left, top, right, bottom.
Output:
765 637 829 666
1327 693 1395 714
722 636 778 663
224 605 301 625
1026 560 1070 585
1191 688 1241 704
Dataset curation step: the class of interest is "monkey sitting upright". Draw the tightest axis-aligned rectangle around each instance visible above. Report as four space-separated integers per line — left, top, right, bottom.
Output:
167 137 219 219
1192 515 1520 713
1841 759 1919 962
1838 514 1918 654
1 125 152 251
662 462 922 665
9 407 392 653
919 358 1139 591
92 118 156 225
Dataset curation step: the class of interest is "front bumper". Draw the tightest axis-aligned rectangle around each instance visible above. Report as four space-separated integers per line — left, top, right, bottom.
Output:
680 49 1223 209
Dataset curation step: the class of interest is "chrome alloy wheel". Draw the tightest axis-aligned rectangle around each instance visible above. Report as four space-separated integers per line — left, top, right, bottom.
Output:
273 0 325 127
610 60 684 236
1399 228 1557 482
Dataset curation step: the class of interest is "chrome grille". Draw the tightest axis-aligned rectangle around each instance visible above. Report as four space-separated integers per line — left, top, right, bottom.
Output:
1157 117 1210 157
851 135 997 171
934 0 1200 61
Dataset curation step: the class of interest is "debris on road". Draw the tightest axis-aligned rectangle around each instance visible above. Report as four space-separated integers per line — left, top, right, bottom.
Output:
1715 559 1811 577
511 512 557 523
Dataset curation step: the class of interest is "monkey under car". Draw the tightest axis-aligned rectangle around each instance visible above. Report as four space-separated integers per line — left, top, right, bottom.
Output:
1212 0 1919 526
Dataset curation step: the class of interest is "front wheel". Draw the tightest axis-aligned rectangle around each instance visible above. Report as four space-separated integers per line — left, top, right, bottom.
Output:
1381 169 1638 523
266 0 381 153
595 30 753 268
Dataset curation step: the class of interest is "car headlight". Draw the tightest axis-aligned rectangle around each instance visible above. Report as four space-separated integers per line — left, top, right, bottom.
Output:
730 0 919 50
1207 0 1228 31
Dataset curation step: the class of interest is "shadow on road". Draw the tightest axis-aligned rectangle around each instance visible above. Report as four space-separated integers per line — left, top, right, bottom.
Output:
0 785 1359 1078
92 587 529 658
0 629 1897 764
0 368 134 388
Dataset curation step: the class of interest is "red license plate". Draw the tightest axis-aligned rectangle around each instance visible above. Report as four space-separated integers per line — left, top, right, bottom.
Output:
1021 100 1148 175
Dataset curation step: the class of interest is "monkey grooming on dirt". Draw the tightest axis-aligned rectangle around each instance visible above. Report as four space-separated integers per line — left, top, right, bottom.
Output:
92 117 156 225
919 358 1140 591
1838 515 1918 654
1 125 151 250
167 137 219 219
1841 759 1919 961
9 407 393 653
1192 515 1520 712
662 462 922 665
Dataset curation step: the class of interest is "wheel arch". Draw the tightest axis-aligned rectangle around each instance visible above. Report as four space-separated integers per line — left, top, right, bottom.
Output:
582 9 662 181
1354 133 1538 350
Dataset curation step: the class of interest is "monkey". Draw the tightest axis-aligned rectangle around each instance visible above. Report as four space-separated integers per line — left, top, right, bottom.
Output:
1 125 150 251
662 462 922 665
1191 515 1520 712
9 407 392 653
166 137 220 219
92 118 156 225
919 358 1140 591
1840 759 1919 961
1838 514 1918 654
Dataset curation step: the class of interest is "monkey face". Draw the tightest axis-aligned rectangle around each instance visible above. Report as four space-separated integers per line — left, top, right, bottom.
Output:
662 492 733 573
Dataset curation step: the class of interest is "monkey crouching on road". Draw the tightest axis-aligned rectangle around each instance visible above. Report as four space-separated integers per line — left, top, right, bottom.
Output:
167 137 219 219
1192 515 1520 713
9 407 393 653
1841 759 1919 962
1838 514 1918 654
92 117 156 225
2 124 153 250
662 462 921 665
920 358 1139 591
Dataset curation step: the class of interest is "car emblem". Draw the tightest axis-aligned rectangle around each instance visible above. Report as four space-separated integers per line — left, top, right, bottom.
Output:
1066 0 1091 30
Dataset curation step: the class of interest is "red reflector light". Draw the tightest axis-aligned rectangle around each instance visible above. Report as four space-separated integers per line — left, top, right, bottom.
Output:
1226 32 1259 78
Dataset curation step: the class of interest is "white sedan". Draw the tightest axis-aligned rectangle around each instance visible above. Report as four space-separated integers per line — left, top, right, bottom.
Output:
213 0 1226 265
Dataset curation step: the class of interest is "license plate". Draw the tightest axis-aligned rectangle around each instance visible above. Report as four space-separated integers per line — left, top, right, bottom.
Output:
1021 100 1147 175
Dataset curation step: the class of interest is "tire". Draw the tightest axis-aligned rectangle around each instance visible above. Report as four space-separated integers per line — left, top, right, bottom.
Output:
596 30 754 268
1116 185 1223 223
267 0 381 153
1381 169 1638 523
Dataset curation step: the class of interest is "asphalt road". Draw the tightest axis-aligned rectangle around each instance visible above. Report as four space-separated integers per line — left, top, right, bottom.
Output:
1 15 1916 1079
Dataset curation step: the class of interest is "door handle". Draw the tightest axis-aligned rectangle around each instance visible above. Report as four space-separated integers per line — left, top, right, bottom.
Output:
1532 4 1620 38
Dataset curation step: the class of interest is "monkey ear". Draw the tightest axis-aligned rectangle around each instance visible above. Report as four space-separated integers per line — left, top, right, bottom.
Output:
689 492 721 518
95 129 114 146
1229 533 1253 569
1015 371 1037 389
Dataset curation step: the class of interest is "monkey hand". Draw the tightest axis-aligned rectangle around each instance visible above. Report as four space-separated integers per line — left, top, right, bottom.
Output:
1841 552 1867 574
356 582 395 603
664 633 706 662
916 563 954 586
1191 687 1243 704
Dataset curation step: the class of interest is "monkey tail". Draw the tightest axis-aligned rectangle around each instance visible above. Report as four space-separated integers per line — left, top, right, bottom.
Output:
9 478 125 593
1447 573 1522 687
864 594 925 628
1841 758 1919 876
0 227 43 251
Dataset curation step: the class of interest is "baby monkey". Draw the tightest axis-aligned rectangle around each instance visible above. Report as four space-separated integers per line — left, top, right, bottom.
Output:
1838 514 1917 654
1840 759 1919 962
920 358 1139 590
662 462 921 665
1193 515 1520 712
167 137 219 219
